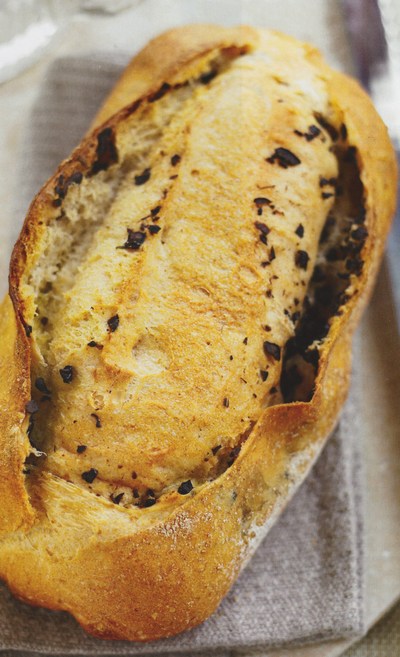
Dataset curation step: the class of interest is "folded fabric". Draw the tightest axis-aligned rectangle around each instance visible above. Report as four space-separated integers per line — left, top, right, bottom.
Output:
1 54 364 655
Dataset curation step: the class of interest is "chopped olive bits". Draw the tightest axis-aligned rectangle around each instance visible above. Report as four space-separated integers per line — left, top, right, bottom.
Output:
81 468 98 484
227 445 241 467
111 492 124 505
90 127 118 175
87 340 103 349
254 197 271 215
178 480 193 495
91 413 102 428
140 498 156 508
294 124 321 141
107 314 119 332
255 221 270 245
351 226 368 241
134 168 151 185
267 147 301 168
118 229 146 251
35 377 51 395
54 171 83 203
295 250 310 270
199 68 217 84
263 341 281 361
255 221 270 235
59 365 74 384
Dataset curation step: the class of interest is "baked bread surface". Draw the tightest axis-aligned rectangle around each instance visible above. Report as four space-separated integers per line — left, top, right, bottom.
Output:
0 24 396 641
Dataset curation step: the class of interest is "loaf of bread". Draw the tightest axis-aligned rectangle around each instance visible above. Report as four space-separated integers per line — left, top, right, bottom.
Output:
0 25 396 641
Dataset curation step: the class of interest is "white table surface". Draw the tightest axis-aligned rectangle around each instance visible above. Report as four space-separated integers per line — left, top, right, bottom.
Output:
0 2 399 655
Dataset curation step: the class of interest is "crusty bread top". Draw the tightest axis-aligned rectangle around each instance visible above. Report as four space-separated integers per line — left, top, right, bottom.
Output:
0 24 396 642
19 30 340 505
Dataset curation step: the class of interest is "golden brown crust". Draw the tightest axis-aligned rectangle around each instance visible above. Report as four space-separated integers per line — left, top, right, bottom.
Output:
0 294 34 533
0 25 396 641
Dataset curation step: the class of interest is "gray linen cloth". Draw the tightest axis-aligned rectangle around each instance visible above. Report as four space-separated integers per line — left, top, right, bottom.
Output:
0 55 364 655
